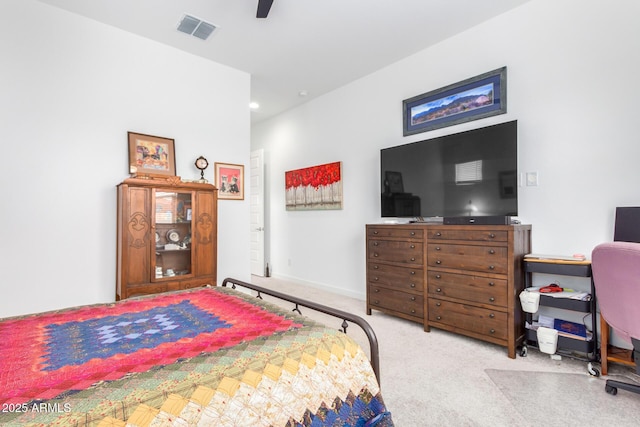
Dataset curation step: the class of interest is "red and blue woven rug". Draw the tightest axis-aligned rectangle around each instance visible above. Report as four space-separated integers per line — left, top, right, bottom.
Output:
0 288 300 404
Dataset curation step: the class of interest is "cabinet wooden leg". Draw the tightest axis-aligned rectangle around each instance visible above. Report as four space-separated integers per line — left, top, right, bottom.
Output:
601 315 609 376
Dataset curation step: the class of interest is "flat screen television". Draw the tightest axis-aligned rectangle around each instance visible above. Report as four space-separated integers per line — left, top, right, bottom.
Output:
380 120 517 222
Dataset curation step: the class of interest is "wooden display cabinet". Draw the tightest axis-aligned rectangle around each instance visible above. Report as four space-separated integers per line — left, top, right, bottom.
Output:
116 177 218 300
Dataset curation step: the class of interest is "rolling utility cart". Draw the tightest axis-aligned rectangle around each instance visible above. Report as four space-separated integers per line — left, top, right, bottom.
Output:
521 257 600 376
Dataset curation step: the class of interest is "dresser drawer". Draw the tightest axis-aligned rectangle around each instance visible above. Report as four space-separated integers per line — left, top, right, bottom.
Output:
428 228 508 242
367 226 422 240
428 299 507 340
127 283 169 298
427 244 508 274
427 271 507 307
369 240 423 264
368 263 423 293
369 287 423 318
180 277 216 290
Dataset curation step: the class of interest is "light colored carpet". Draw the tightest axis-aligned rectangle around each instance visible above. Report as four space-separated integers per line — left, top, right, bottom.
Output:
486 369 640 426
248 275 640 426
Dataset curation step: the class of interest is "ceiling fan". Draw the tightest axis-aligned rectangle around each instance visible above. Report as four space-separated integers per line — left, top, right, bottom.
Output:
256 0 274 18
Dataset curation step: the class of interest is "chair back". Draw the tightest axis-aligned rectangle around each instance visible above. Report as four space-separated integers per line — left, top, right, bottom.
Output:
591 241 640 343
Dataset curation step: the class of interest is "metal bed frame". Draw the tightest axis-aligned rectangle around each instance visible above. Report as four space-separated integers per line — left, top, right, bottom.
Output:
221 277 381 384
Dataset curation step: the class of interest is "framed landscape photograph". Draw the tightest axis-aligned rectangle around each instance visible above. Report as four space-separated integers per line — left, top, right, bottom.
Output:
403 67 507 136
215 162 244 200
128 132 176 177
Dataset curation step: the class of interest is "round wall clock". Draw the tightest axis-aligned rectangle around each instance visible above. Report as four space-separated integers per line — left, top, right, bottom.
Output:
195 156 209 182
166 229 181 243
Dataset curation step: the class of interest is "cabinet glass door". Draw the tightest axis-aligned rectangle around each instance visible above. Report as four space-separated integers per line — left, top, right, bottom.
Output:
153 190 193 280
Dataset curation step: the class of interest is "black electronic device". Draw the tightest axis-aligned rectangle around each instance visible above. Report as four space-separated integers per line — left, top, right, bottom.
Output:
257 0 274 18
380 120 518 221
614 206 640 243
443 215 511 225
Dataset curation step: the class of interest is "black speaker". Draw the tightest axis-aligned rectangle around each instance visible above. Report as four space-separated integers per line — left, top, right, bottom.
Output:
443 215 511 225
614 207 640 243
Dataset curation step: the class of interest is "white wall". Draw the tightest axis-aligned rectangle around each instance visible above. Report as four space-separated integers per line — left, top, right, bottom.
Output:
252 0 640 301
0 0 251 317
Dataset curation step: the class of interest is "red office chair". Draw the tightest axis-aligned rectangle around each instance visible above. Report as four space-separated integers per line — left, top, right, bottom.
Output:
591 242 640 396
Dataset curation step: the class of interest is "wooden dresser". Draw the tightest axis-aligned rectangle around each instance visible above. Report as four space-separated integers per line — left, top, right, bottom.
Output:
366 223 531 358
366 225 426 323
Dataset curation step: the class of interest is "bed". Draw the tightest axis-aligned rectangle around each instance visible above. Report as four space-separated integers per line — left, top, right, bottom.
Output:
0 278 393 426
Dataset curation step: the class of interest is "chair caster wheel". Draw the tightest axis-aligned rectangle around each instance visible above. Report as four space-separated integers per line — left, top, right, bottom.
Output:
587 362 600 377
519 345 528 357
605 384 618 395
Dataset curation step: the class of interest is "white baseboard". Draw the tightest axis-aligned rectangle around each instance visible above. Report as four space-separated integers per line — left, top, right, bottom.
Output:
269 273 366 301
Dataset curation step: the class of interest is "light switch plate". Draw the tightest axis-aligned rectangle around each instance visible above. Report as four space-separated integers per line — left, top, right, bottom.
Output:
526 171 539 186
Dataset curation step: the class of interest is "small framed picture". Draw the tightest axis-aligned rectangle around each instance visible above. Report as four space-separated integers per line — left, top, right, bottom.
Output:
128 132 176 177
215 162 244 200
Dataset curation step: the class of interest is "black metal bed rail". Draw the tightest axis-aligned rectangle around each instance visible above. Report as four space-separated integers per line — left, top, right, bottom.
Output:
221 277 381 384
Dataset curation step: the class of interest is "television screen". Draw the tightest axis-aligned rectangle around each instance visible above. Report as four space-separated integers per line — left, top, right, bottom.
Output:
380 120 517 219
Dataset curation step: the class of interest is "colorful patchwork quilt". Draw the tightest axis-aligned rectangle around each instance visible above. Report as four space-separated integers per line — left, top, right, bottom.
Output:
0 286 393 426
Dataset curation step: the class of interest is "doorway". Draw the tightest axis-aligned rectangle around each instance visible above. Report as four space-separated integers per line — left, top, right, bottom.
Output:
250 149 265 276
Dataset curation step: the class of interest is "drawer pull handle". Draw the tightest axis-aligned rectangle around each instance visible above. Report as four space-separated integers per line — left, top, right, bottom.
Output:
489 329 496 334
411 309 416 314
436 315 442 320
374 300 379 304
488 265 495 270
374 277 379 281
436 260 442 265
488 282 495 286
435 246 441 251
375 288 380 293
410 296 416 301
373 231 379 235
374 265 379 269
436 302 441 307
410 271 416 275
489 297 495 302
489 233 496 238
436 232 442 237
436 288 442 293
373 242 379 246
410 244 415 249
435 274 441 279
410 231 416 236
489 249 495 254
489 313 495 318
410 257 416 261
410 283 416 288
374 253 379 257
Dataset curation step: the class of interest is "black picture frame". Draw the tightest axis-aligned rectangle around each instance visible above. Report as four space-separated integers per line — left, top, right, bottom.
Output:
403 67 507 136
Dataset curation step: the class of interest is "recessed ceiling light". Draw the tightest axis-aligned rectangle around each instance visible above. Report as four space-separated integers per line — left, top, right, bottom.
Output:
249 102 260 109
298 90 308 97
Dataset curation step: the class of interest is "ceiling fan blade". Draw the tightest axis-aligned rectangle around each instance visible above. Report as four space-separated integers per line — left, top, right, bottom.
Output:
257 0 274 18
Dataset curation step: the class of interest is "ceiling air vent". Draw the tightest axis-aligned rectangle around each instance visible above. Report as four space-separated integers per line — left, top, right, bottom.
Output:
177 14 216 41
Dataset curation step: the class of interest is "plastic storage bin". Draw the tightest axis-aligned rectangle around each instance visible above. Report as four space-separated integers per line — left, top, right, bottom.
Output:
537 327 558 354
519 290 540 313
